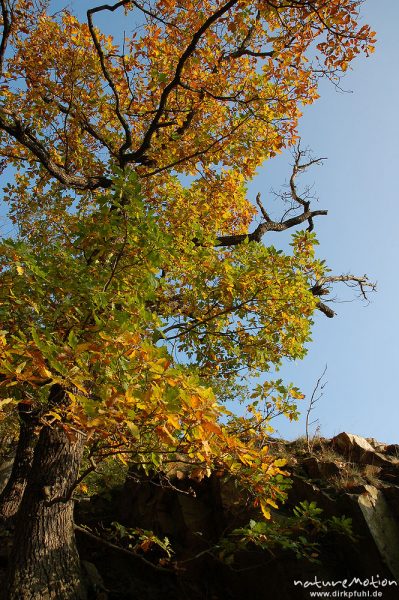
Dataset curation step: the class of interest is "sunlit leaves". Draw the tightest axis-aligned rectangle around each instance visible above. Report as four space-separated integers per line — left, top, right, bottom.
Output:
0 0 375 518
0 167 323 513
1 0 375 211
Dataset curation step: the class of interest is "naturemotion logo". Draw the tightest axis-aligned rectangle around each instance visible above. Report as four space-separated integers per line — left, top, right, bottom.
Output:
293 575 397 598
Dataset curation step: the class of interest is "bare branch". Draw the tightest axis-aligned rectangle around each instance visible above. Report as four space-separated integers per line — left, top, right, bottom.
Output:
311 274 376 318
287 144 327 231
216 143 329 247
255 192 271 222
315 300 335 318
87 2 133 158
216 208 327 246
129 0 178 28
230 48 274 59
312 275 376 301
88 0 177 28
305 365 327 453
314 274 377 299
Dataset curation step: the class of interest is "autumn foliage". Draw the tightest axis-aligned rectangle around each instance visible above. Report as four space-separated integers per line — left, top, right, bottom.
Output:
0 0 374 594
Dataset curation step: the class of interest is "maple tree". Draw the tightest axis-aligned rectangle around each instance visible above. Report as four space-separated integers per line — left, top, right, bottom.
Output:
0 0 375 598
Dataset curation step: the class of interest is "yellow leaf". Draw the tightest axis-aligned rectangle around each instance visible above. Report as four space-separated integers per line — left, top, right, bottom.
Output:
70 380 88 394
266 498 278 509
240 453 254 466
39 366 53 378
0 397 14 409
126 421 140 438
46 411 61 421
67 391 77 402
202 421 221 435
260 500 271 520
167 414 180 429
15 361 27 374
87 418 103 427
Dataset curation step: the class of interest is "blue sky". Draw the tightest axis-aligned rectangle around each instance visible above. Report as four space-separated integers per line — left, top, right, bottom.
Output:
253 0 399 443
1 1 397 443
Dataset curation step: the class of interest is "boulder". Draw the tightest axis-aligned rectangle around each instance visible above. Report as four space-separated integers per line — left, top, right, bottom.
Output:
366 437 388 452
332 432 394 467
76 433 399 600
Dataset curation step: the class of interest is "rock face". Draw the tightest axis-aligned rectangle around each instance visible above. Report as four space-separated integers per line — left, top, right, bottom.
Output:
74 432 399 599
357 485 399 581
302 456 341 479
3 432 399 600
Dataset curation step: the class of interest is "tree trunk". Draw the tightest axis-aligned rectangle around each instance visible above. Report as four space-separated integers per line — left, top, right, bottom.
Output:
3 423 87 600
0 402 38 522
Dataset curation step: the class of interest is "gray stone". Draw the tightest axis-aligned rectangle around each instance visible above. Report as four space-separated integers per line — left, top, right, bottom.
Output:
332 432 394 467
357 485 399 581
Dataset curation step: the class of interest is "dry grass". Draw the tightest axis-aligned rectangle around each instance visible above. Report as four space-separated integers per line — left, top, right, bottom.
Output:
330 463 365 490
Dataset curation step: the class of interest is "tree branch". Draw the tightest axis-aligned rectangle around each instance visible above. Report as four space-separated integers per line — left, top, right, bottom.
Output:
311 274 376 318
216 208 327 246
164 294 258 341
288 144 327 232
75 525 173 572
215 144 329 247
312 274 377 299
0 109 112 190
124 0 240 165
87 0 176 28
223 10 274 60
315 301 335 318
305 365 327 453
87 3 133 159
0 0 12 76
142 115 251 177
41 94 116 157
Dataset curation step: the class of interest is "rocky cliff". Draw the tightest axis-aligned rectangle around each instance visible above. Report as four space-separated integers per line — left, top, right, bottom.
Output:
2 432 399 599
75 432 399 599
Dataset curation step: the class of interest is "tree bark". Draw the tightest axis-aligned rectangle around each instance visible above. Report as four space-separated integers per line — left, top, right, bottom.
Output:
0 402 38 522
3 423 87 600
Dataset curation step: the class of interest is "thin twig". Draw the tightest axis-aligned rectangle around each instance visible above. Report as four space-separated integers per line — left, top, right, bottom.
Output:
75 525 173 572
305 365 327 453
